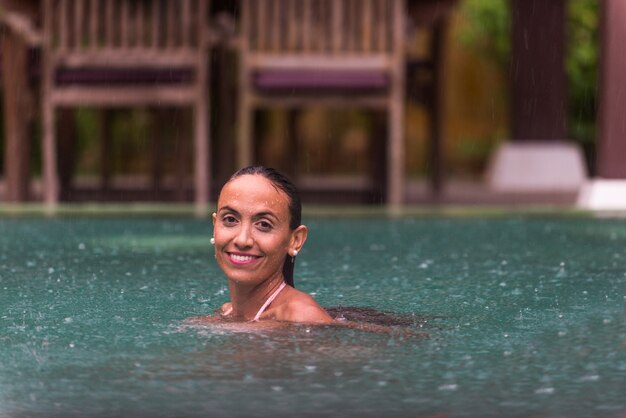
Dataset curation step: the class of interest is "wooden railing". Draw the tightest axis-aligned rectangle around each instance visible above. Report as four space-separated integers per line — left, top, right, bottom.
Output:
43 0 206 66
244 0 397 55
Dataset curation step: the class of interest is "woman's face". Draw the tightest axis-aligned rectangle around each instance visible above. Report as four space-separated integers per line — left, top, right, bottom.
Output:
212 174 306 286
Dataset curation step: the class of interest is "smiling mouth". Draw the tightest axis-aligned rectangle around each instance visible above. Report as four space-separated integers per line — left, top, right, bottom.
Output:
227 253 261 265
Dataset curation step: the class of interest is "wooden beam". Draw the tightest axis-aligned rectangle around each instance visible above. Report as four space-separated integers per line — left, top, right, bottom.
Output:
510 0 567 140
1 30 31 201
386 0 405 206
429 18 447 196
596 0 626 178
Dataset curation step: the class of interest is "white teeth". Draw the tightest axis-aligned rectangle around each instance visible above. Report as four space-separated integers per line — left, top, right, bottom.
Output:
230 254 256 262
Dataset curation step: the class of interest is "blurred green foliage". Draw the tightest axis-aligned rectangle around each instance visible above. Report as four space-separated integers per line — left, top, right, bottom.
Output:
458 0 511 67
566 0 599 171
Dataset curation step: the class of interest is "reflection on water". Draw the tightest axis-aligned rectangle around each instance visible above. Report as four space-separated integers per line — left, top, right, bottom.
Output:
171 322 391 381
326 306 441 327
1 216 625 417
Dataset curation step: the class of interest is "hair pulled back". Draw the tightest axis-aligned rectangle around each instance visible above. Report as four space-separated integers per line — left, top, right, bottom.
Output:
226 166 302 287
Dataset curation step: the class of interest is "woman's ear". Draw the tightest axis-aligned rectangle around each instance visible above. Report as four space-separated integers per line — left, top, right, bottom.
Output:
212 212 217 226
290 225 308 254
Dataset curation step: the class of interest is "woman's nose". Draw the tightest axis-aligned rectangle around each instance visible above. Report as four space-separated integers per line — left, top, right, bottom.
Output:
233 225 253 248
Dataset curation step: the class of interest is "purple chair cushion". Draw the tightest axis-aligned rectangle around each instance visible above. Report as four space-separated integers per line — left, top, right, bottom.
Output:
55 68 194 85
254 69 389 92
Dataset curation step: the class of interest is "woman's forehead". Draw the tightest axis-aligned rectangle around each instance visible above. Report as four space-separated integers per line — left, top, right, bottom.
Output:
218 175 289 214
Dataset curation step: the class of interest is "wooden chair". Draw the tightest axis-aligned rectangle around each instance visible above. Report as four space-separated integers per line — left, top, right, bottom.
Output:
237 0 406 205
40 0 211 212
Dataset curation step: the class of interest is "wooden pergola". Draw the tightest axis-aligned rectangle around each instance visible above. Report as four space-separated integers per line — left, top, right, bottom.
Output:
3 0 621 207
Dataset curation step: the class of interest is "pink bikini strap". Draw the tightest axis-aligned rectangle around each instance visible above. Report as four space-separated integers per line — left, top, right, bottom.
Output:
253 282 287 321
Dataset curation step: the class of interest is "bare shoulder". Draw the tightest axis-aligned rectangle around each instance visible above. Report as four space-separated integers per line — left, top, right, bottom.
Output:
185 302 232 323
277 288 334 324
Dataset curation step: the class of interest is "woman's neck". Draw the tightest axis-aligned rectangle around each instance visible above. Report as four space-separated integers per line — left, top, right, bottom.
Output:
228 273 285 320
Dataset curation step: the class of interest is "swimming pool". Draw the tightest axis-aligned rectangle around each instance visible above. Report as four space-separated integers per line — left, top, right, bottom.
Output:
1 215 625 417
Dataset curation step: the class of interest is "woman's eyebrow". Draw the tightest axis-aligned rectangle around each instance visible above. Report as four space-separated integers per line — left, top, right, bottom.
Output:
254 211 279 221
217 207 279 221
217 206 240 215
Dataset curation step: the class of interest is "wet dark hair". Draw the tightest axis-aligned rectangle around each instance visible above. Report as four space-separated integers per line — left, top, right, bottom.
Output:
225 166 302 287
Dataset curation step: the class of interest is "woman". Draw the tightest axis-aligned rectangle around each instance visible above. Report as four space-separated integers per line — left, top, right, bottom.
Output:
211 166 333 324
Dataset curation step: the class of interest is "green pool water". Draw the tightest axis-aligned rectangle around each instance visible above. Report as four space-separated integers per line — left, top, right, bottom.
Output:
1 216 625 417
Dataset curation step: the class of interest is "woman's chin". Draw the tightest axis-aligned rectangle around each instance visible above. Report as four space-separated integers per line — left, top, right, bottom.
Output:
225 272 263 286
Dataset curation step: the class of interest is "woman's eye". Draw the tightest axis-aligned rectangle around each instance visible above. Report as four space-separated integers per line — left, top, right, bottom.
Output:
222 216 237 225
257 221 273 230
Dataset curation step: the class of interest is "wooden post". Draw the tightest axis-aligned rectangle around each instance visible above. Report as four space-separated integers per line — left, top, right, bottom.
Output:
429 17 447 197
42 0 59 207
99 110 113 193
285 109 299 180
214 45 236 188
1 30 31 201
510 0 567 140
370 111 387 203
237 0 254 169
596 0 626 178
151 108 165 195
57 109 77 199
195 75 210 210
194 0 210 215
174 110 187 202
386 0 406 207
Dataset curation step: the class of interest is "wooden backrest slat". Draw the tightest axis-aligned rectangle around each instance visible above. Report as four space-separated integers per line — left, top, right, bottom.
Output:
341 0 348 52
314 0 321 53
120 1 130 48
44 0 209 56
271 0 280 53
242 0 398 56
166 0 175 48
372 0 379 51
375 0 384 52
317 0 332 53
105 0 112 48
362 0 372 52
104 0 113 49
311 0 318 53
151 0 159 49
332 0 342 54
256 0 267 52
73 0 82 50
89 0 98 49
286 0 297 52
181 0 191 47
135 1 144 48
302 0 311 53
349 0 358 52
58 0 68 51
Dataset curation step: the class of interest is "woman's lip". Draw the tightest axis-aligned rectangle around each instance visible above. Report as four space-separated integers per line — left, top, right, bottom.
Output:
226 252 262 265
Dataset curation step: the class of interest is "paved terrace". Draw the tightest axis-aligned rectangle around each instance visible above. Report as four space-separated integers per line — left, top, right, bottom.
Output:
0 176 582 212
